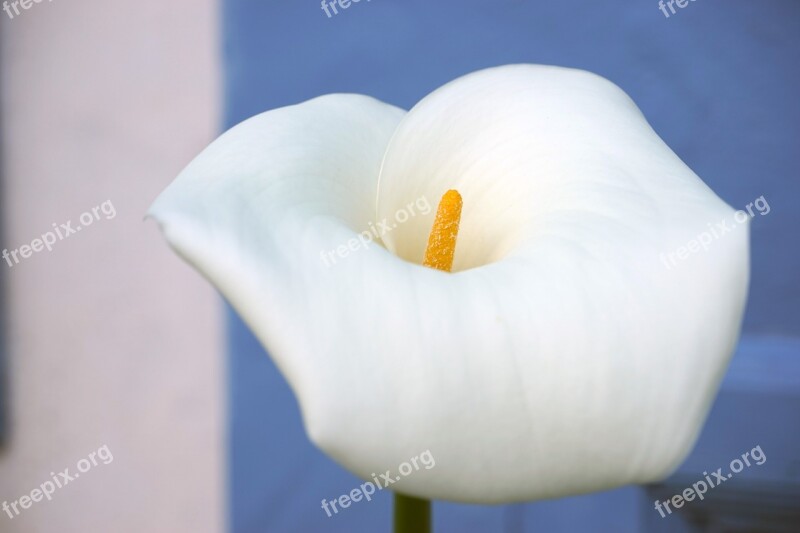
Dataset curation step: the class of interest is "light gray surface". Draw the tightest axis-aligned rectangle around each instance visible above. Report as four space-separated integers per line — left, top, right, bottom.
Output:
0 1 224 531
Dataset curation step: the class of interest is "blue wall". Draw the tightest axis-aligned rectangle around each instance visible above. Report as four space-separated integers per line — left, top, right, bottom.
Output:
224 1 800 531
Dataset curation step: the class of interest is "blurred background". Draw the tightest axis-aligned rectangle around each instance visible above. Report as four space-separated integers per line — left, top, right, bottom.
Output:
1 1 798 532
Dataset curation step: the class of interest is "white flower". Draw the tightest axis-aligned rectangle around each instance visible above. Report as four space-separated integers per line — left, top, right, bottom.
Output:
149 64 748 503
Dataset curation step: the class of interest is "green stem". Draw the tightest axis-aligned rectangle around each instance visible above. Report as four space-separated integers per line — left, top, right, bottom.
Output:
393 492 431 533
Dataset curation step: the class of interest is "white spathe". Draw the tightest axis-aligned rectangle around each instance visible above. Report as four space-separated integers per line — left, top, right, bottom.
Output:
149 65 749 503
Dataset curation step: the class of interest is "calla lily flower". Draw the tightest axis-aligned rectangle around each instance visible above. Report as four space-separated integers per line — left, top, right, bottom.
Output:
148 65 748 504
